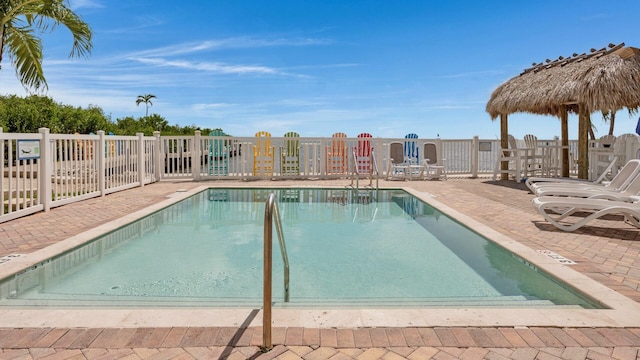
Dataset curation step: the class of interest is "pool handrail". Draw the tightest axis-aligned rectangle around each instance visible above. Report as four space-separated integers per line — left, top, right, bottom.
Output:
349 147 379 191
262 192 290 352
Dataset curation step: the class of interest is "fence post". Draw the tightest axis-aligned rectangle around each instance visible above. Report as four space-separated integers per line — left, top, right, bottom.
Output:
193 131 201 181
375 137 383 177
471 136 479 178
320 138 327 176
137 133 145 187
38 128 52 212
98 130 106 196
153 131 162 181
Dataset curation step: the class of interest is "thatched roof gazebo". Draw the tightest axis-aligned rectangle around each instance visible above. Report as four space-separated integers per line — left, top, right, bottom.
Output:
486 43 640 179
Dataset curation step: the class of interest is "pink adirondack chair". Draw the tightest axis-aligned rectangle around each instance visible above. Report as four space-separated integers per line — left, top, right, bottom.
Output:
354 133 373 175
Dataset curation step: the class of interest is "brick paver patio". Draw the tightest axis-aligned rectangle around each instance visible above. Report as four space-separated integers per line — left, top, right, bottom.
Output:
1 177 640 359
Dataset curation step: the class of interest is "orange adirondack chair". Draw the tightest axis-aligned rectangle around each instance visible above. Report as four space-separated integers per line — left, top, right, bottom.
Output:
326 132 348 175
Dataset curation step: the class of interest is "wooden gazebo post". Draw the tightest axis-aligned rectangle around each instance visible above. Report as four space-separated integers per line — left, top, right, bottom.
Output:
500 113 509 180
560 106 569 177
577 105 590 179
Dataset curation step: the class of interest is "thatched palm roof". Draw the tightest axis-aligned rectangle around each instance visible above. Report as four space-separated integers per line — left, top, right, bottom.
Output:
486 43 640 118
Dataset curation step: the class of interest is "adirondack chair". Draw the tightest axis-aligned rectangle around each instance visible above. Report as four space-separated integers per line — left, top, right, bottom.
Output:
354 132 374 175
590 134 617 181
403 133 421 179
404 133 419 164
350 133 378 188
253 131 274 176
106 132 116 157
208 129 229 176
75 132 95 160
493 134 524 182
280 131 300 176
326 132 348 175
387 133 420 180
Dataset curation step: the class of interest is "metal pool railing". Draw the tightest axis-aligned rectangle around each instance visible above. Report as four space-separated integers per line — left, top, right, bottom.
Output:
262 193 290 352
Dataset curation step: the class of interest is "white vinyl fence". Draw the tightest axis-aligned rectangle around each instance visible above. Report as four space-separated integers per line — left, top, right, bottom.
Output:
7 127 628 224
157 134 581 181
1 128 158 223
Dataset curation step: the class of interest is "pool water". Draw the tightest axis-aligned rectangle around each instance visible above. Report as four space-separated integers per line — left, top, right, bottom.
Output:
0 188 601 308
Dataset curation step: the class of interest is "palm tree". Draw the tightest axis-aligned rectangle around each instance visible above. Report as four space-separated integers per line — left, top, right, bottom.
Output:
602 110 616 136
0 0 93 91
136 94 156 117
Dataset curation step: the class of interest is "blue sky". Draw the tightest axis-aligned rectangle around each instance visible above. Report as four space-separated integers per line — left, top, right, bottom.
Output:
0 0 639 139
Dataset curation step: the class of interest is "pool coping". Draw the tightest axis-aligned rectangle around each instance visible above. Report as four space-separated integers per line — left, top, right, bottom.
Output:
1 184 640 328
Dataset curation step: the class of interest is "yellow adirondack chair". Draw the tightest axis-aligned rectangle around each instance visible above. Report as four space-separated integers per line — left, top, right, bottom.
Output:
253 131 274 176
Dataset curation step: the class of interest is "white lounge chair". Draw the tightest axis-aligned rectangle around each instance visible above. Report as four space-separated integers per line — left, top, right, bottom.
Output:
534 168 640 202
532 196 640 232
524 157 618 192
527 159 640 194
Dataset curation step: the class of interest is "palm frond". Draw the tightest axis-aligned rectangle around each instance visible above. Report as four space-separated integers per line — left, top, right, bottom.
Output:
5 24 46 91
29 1 92 58
0 0 92 91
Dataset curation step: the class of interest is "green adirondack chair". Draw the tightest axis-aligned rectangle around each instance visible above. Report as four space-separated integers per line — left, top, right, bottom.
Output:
208 129 229 176
280 131 300 176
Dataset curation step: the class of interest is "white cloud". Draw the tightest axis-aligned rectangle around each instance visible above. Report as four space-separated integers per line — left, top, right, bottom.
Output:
127 37 330 58
129 57 280 75
439 70 504 79
70 0 104 9
100 17 166 34
191 103 238 111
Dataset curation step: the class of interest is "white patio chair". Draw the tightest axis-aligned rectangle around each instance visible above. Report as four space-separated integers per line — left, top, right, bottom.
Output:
386 142 408 180
612 133 640 170
422 142 446 180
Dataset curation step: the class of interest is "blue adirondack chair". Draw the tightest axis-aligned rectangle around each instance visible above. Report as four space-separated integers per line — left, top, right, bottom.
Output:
404 133 419 164
404 133 421 178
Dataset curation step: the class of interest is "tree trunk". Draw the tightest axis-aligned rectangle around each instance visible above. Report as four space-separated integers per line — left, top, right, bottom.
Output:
589 118 595 140
0 24 5 69
608 112 615 135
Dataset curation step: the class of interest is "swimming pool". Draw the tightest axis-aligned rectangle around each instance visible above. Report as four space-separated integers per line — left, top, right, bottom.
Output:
0 187 601 309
